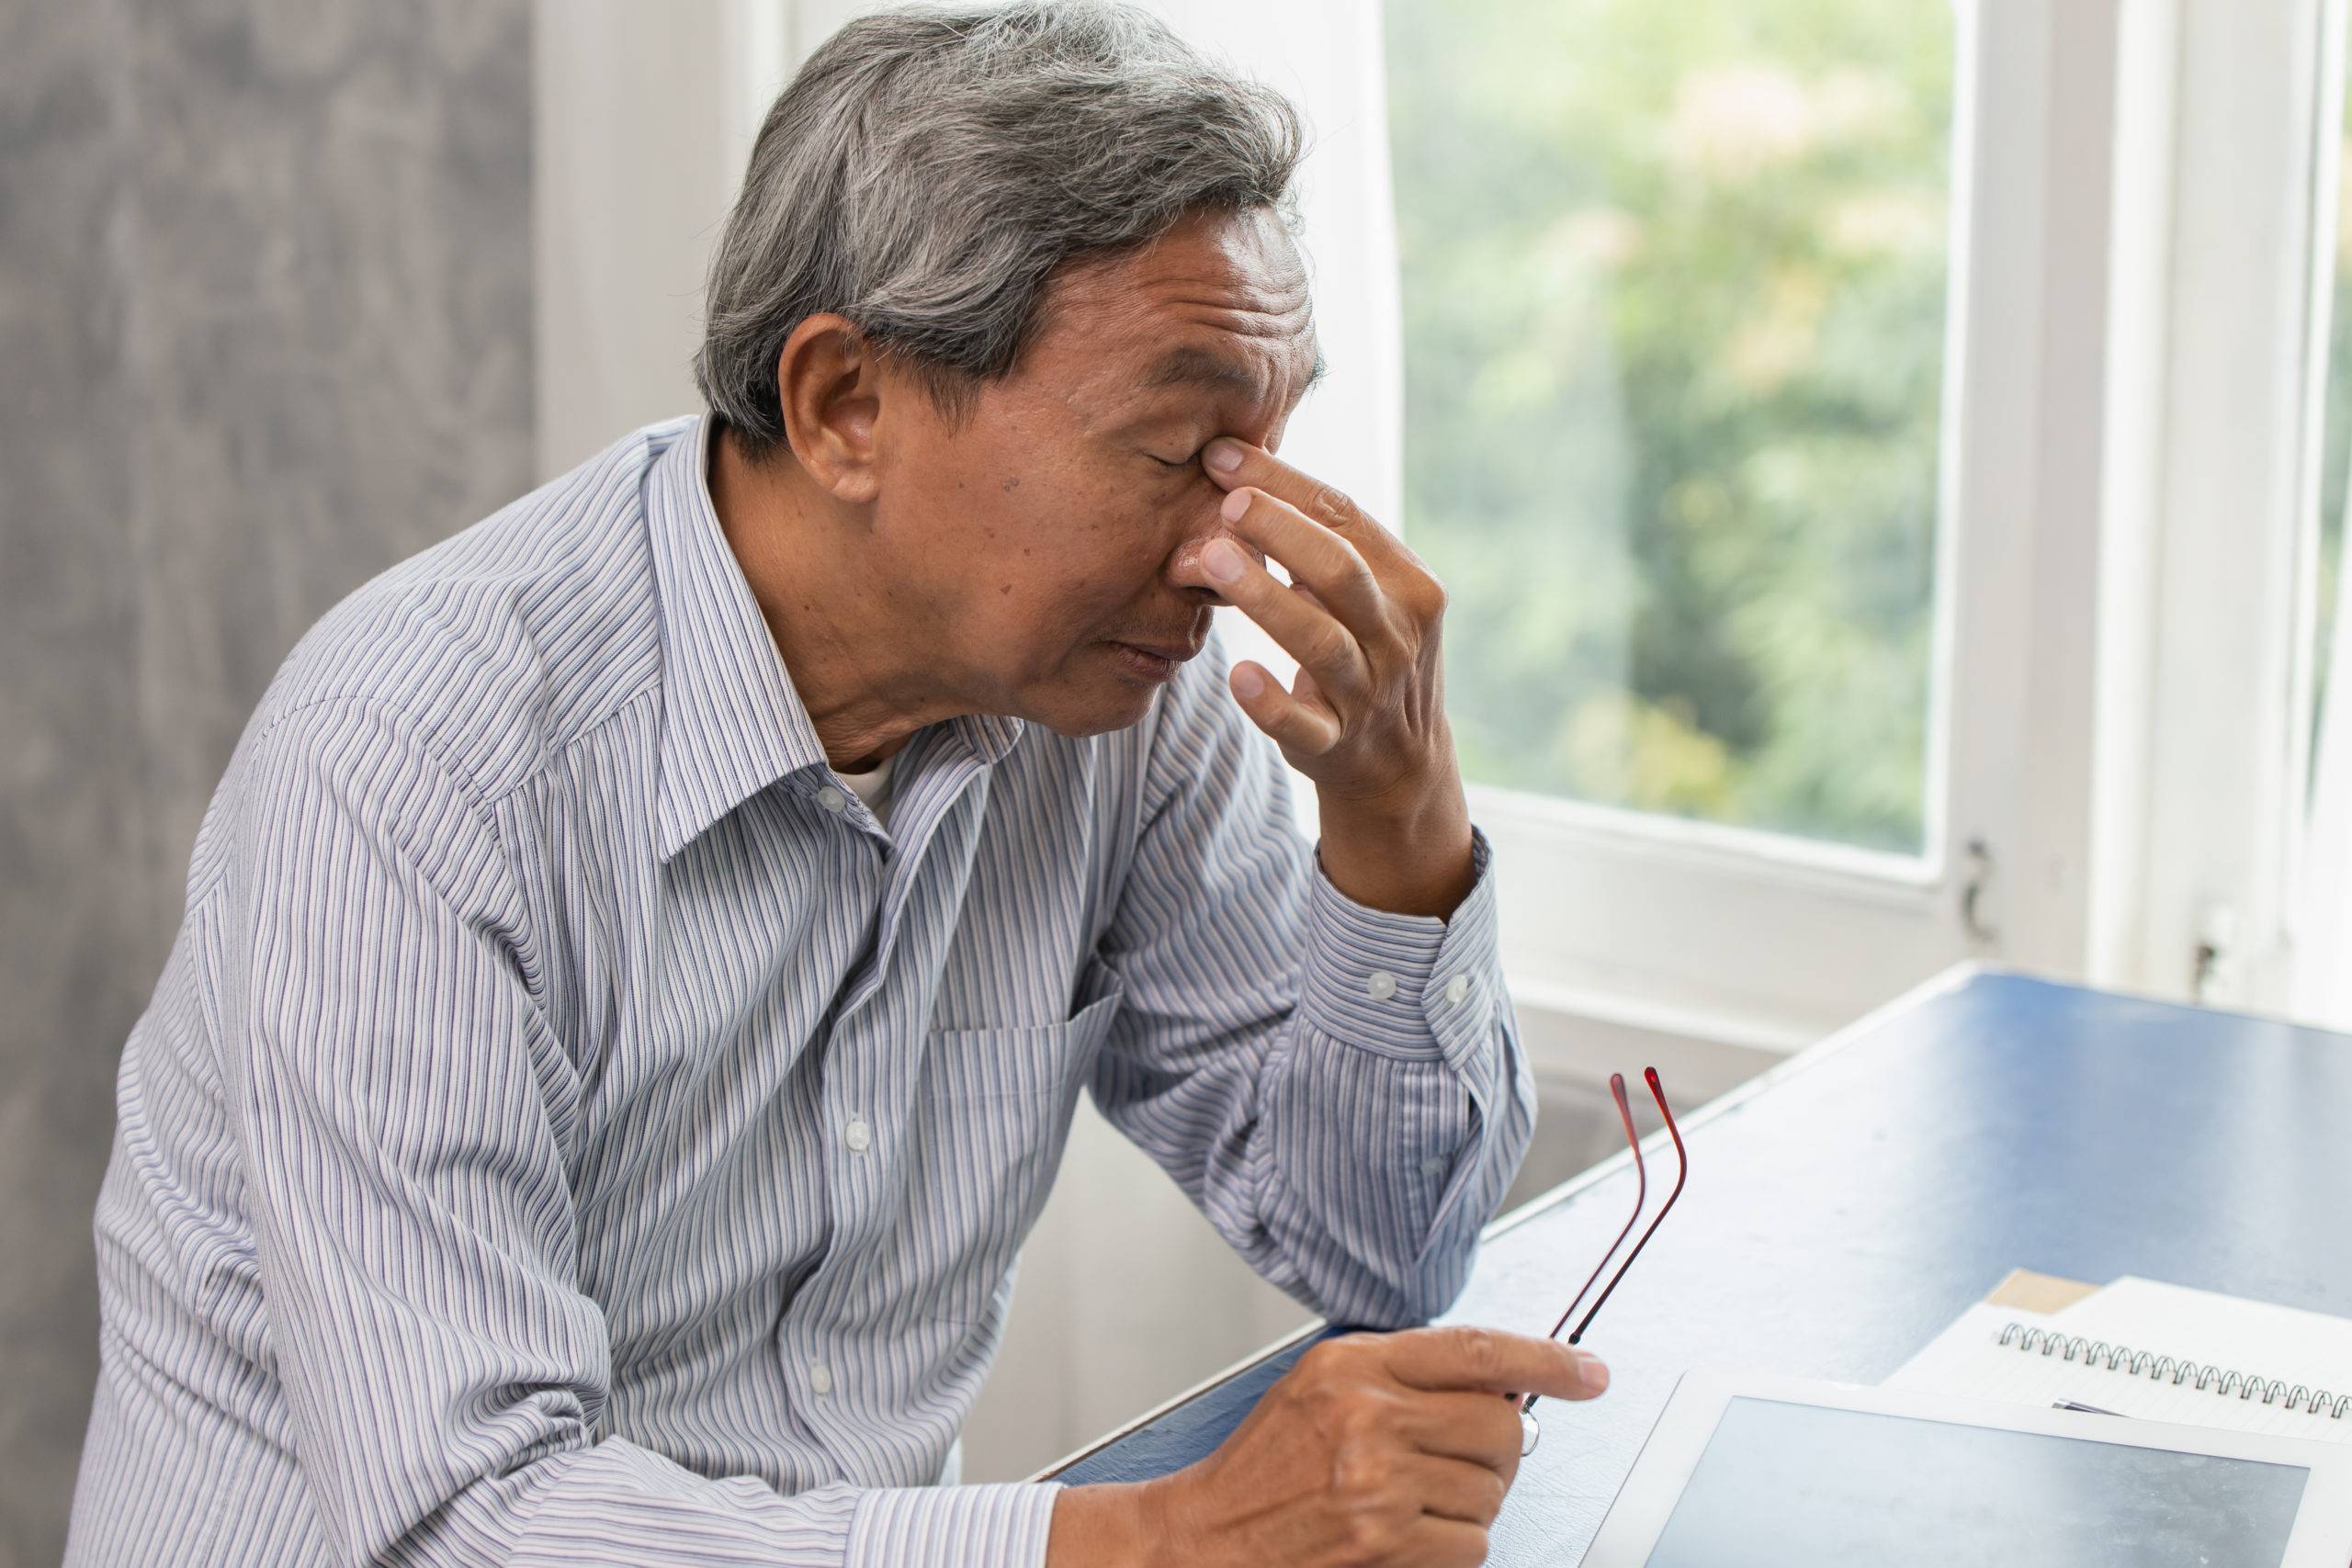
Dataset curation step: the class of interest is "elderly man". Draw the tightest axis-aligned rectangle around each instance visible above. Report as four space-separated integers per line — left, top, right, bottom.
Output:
67 6 1605 1566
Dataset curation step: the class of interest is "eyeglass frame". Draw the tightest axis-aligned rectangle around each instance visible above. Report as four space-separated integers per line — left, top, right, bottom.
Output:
1518 1066 1688 1438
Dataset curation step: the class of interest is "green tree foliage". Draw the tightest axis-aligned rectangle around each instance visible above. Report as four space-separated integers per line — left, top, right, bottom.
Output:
1384 0 1955 852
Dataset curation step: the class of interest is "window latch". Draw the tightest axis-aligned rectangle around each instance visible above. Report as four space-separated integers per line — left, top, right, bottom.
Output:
1961 837 1999 946
2193 905 2244 1004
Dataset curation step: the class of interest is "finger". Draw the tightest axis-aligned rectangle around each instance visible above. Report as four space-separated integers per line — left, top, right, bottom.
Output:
1391 1390 1528 1476
1385 1325 1610 1403
1201 535 1369 697
1213 485 1389 640
1391 1453 1510 1527
1204 442 1453 633
1229 660 1341 756
1203 437 1391 554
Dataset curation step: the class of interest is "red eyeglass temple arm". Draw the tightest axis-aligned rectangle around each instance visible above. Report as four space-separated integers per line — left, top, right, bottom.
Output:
1566 1067 1686 1347
1516 1073 1651 1418
1540 1072 1644 1343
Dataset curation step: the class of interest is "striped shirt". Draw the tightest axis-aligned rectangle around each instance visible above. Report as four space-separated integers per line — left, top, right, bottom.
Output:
66 414 1532 1568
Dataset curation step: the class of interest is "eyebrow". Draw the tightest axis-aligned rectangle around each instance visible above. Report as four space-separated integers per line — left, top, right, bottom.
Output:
1143 343 1328 408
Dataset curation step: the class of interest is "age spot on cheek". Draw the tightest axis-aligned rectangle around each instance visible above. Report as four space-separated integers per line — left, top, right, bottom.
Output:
1001 477 1020 492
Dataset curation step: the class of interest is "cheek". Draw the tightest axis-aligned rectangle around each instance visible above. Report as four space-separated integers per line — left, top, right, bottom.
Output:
986 484 1177 624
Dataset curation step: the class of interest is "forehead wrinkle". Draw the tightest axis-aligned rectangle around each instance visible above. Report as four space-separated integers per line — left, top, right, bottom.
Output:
1035 231 1319 430
1129 329 1319 429
1136 284 1317 396
1145 344 1264 397
1155 267 1312 326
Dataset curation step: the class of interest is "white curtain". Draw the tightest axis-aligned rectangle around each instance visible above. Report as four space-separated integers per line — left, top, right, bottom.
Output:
2296 555 2352 1026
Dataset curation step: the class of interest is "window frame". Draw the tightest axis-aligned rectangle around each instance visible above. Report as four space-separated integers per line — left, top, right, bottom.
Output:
2094 0 2333 1014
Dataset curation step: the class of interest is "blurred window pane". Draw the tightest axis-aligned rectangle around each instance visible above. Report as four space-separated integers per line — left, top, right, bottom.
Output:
1384 0 1959 854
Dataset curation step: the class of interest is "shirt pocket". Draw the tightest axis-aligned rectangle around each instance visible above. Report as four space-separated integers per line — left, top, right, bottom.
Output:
907 985 1125 1327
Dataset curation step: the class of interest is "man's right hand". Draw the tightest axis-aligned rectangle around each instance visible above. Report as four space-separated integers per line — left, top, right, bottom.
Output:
1046 1325 1610 1567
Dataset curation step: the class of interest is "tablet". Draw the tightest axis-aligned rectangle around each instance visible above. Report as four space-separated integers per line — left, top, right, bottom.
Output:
1579 1371 2352 1567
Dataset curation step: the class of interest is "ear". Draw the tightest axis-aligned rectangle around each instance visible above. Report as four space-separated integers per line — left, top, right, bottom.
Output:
774 313 884 505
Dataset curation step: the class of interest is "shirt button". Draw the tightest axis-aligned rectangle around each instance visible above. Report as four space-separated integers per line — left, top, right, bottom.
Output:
1365 970 1398 1002
815 785 847 814
1444 975 1472 1006
844 1116 872 1153
808 1362 833 1396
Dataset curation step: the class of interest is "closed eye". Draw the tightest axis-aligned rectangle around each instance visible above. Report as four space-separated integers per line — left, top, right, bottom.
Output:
1148 451 1199 469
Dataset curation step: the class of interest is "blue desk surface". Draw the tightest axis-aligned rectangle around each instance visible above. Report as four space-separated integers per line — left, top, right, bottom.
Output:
1045 969 2352 1561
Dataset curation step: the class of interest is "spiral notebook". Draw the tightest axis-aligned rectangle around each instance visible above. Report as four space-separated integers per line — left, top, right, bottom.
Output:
1887 1273 2352 1443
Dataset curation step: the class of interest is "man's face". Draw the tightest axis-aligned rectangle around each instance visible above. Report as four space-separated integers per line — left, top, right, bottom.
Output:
865 206 1320 737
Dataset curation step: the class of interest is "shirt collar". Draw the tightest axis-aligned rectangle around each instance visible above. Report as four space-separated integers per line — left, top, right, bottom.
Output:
646 415 1025 862
648 415 831 862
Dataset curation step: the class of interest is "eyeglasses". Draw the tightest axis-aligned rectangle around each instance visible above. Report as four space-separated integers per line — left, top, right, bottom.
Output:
1518 1066 1688 1455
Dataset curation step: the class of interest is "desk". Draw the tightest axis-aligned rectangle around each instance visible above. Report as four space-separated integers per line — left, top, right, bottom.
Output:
1043 968 2352 1562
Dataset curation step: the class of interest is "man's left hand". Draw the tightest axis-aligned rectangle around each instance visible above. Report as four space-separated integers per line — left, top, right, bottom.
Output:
1196 437 1476 919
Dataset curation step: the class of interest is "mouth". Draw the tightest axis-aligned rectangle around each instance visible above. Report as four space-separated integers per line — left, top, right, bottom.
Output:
1104 637 1200 683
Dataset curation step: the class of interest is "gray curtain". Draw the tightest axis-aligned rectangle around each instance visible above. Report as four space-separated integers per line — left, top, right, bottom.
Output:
0 4 532 1561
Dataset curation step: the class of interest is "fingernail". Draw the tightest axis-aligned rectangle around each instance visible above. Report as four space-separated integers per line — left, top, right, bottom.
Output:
1579 1356 1611 1395
1202 538 1245 584
1231 664 1264 698
1219 488 1250 524
1204 439 1244 473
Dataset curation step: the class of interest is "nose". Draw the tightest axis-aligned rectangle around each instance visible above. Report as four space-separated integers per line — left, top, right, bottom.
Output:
1165 501 1263 605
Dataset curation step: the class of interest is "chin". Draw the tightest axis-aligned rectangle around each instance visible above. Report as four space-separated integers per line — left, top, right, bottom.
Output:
1023 680 1162 739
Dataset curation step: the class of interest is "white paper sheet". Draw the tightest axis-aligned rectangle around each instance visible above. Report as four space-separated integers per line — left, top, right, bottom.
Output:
1884 1282 2352 1445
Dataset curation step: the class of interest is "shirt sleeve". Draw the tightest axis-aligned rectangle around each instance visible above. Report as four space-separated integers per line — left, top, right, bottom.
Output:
1087 637 1537 1327
214 696 1058 1568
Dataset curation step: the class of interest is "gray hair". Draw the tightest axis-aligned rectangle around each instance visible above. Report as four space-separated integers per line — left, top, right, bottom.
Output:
694 1 1306 457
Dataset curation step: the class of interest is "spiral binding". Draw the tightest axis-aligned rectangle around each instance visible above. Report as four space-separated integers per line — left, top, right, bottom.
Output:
1997 1322 2352 1419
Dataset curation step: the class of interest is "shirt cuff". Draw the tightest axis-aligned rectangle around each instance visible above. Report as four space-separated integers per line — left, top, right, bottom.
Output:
1299 827 1502 1065
845 1482 1061 1568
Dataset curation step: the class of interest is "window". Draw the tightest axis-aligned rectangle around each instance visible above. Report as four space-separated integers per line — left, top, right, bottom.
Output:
1385 0 1959 855
2101 0 2343 1015
1376 1 2125 1045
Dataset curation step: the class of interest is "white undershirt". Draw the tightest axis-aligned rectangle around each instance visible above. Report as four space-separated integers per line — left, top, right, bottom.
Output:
837 753 895 827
